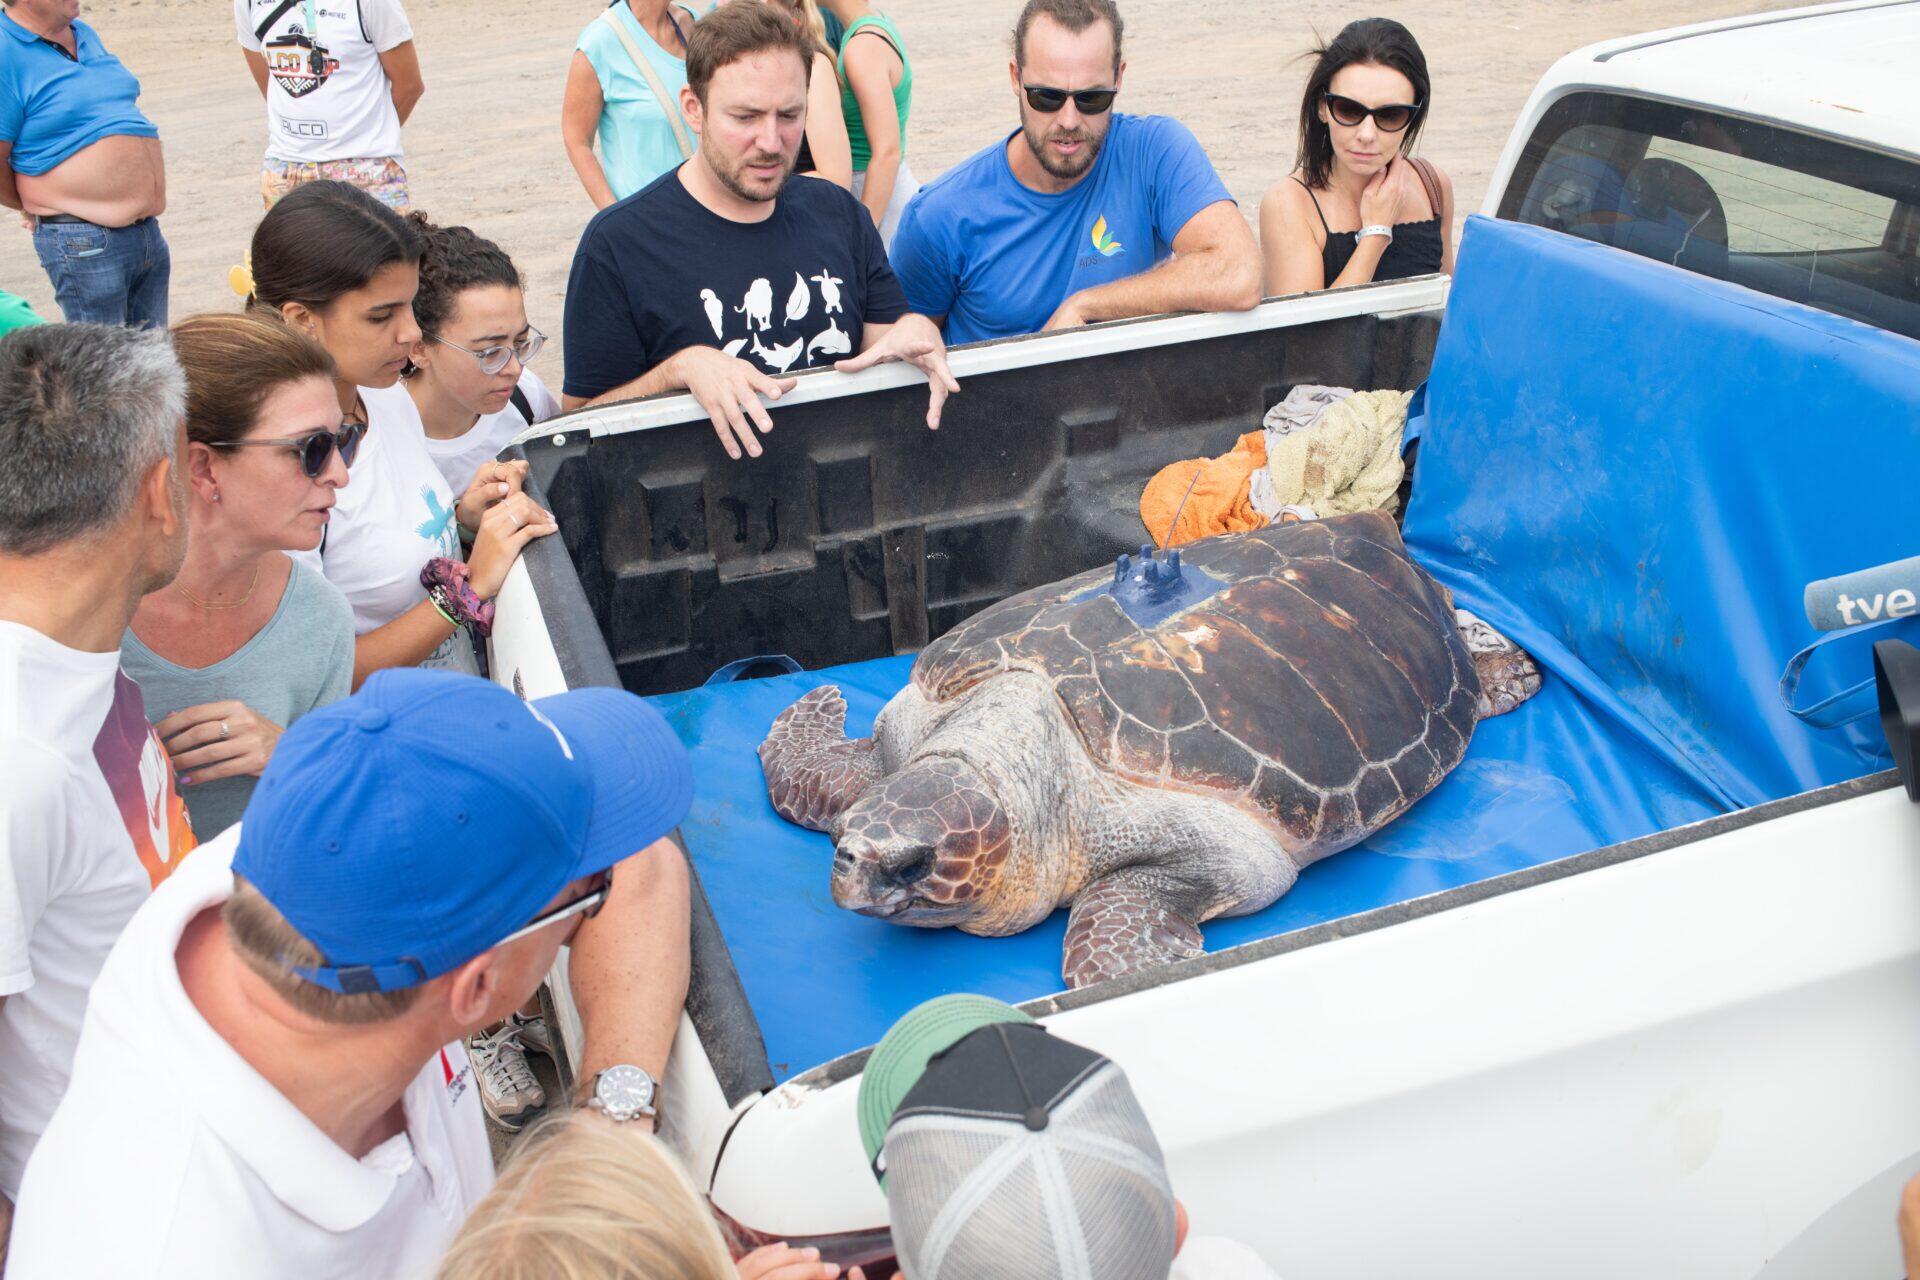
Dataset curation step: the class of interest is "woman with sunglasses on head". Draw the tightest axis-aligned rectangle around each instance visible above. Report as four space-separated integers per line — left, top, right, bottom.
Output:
1259 18 1452 295
122 315 357 838
394 214 559 497
249 180 556 686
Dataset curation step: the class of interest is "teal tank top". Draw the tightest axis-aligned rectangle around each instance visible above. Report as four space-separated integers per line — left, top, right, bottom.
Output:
836 11 911 172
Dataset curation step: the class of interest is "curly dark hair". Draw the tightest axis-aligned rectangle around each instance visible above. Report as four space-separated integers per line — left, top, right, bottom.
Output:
403 212 524 341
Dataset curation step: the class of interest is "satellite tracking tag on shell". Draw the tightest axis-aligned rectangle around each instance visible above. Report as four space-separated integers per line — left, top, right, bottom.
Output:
1804 555 1920 631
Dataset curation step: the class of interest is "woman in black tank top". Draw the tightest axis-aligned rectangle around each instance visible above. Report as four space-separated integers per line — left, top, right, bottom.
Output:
1257 19 1453 296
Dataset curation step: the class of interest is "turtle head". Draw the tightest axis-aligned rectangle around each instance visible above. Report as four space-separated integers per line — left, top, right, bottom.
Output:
830 757 1019 931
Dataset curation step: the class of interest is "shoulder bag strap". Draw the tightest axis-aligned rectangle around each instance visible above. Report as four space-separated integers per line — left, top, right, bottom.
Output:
509 383 534 425
254 0 302 43
597 7 694 160
1409 156 1443 220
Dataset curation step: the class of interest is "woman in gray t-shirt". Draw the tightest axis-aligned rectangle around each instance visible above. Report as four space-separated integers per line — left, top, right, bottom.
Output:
123 315 357 839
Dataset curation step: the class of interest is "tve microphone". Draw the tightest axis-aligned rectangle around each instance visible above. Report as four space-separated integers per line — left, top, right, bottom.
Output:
1804 555 1920 632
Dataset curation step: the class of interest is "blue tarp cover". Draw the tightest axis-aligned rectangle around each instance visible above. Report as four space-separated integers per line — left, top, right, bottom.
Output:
650 216 1920 1080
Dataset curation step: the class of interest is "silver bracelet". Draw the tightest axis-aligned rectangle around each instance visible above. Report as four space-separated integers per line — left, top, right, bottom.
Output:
1357 224 1395 244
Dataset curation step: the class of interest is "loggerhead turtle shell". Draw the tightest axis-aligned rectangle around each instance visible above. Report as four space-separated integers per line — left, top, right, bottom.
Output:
912 510 1482 858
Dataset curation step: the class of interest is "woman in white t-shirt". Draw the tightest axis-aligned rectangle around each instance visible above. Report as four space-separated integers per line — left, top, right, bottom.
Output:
246 180 556 686
236 0 426 210
398 214 560 498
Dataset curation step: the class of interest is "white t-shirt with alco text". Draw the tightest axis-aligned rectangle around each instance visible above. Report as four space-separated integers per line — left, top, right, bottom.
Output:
415 368 559 497
0 622 195 1196
304 383 479 674
7 828 496 1279
235 0 414 163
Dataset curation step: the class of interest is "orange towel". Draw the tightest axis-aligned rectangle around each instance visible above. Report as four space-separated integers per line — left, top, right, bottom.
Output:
1139 431 1270 548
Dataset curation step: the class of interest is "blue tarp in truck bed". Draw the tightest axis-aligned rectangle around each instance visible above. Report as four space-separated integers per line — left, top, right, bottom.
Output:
651 216 1920 1081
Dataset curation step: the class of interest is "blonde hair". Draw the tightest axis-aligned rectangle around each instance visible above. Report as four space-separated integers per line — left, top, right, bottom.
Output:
224 875 423 1024
436 1114 738 1280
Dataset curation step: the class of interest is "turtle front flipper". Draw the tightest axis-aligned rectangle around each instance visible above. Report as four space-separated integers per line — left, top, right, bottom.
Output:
1453 607 1544 718
1061 868 1207 989
759 686 876 832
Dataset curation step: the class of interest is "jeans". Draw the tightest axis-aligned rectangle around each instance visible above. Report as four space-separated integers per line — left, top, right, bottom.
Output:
30 216 171 328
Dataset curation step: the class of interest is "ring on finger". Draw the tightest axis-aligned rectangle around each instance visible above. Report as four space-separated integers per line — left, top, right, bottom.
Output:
219 720 230 740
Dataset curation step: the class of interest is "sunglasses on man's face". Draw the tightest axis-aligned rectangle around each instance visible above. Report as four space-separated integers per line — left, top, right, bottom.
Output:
1322 93 1421 133
493 869 612 950
1022 84 1118 115
209 420 367 479
433 326 547 377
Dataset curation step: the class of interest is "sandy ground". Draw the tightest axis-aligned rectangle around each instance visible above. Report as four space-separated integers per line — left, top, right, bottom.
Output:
3 0 1784 382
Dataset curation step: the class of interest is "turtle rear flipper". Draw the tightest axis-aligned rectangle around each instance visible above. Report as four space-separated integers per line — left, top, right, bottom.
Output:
759 686 876 832
1454 607 1544 718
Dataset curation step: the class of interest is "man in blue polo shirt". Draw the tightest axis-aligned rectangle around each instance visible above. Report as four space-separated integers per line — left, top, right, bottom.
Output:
0 0 170 327
889 0 1260 346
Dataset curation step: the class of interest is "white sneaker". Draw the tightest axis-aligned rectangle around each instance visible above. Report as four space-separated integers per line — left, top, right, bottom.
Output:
470 1023 545 1132
509 1010 554 1060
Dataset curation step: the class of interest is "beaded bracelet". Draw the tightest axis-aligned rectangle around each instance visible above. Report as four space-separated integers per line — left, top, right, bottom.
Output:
420 557 497 639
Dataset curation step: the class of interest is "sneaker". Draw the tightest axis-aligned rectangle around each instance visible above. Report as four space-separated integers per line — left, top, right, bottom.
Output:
469 1022 545 1132
508 1010 554 1061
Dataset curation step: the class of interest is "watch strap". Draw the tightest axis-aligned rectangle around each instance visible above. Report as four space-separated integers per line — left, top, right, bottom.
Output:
1357 224 1395 243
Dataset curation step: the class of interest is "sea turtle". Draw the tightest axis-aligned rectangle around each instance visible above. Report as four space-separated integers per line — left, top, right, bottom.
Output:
758 511 1541 989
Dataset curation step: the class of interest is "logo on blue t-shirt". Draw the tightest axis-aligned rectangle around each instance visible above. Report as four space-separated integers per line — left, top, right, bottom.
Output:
1090 215 1124 258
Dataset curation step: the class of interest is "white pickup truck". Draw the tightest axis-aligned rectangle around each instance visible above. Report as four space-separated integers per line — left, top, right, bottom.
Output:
494 4 1920 1275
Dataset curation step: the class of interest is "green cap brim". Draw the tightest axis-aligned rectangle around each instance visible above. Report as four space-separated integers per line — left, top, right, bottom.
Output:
857 994 1036 1178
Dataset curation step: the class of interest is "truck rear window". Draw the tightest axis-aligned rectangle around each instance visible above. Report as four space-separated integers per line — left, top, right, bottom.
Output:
1498 92 1920 340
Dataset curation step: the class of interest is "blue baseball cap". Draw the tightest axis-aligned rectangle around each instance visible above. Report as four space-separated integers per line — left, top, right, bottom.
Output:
234 668 692 994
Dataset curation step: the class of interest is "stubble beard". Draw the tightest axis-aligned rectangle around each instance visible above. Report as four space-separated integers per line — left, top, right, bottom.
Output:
1021 118 1107 182
708 137 793 205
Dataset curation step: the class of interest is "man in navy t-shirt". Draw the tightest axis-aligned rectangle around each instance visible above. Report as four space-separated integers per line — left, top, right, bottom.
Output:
562 0 957 460
889 0 1260 346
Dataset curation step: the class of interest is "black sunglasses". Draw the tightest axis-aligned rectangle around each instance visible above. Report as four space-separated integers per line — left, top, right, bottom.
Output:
495 869 612 948
1322 92 1422 133
209 420 367 479
1022 84 1118 115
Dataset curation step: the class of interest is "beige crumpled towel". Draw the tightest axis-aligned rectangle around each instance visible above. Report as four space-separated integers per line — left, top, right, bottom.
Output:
1251 387 1413 520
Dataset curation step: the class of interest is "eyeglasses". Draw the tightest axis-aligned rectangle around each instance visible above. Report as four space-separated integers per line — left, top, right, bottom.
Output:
431 326 547 377
492 869 611 949
1021 84 1118 115
208 420 366 479
1322 93 1422 133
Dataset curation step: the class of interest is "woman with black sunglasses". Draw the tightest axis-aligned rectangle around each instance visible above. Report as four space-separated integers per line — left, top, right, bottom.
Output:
391 214 559 498
1259 18 1453 295
248 180 556 688
122 314 358 837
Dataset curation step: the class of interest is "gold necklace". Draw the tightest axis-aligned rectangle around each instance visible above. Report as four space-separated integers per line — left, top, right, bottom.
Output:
175 562 261 611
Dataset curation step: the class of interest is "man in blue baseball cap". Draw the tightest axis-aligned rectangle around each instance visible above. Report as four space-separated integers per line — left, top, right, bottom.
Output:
7 669 694 1279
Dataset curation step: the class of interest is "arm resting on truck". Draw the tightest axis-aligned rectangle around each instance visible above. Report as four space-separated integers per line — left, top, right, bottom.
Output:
565 836 691 1117
1044 200 1261 330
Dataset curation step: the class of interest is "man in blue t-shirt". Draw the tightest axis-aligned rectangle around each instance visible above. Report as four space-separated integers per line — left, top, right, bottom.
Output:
890 0 1260 346
562 0 958 461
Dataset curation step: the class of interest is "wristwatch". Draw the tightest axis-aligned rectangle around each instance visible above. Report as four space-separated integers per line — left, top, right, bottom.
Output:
587 1063 659 1123
1357 224 1395 244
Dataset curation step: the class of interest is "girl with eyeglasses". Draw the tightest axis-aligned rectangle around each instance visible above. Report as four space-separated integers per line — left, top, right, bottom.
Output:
122 315 358 838
1259 18 1453 295
393 214 560 497
248 180 556 687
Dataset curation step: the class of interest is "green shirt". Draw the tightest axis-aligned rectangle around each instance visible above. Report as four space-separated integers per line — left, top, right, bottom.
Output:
837 11 911 172
0 290 44 338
